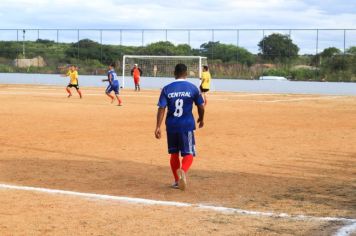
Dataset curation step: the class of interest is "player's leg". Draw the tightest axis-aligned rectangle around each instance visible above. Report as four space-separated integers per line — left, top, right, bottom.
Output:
112 81 122 106
170 153 180 188
177 131 196 190
200 85 208 106
180 131 195 172
167 132 180 188
75 85 82 99
134 77 139 91
113 88 122 106
66 85 72 97
105 85 114 103
203 92 207 106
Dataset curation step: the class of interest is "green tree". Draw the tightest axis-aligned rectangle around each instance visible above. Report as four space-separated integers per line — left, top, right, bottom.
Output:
320 47 341 58
258 33 299 62
141 41 176 55
199 41 254 65
346 46 356 54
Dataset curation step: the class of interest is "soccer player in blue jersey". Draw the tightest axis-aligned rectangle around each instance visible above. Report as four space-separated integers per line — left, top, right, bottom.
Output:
155 63 205 191
102 63 122 106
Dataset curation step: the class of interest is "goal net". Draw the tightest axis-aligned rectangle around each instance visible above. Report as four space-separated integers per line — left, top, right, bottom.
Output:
122 55 208 88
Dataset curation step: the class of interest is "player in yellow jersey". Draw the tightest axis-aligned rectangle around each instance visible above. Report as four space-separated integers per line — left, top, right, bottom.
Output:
200 65 211 106
61 65 82 98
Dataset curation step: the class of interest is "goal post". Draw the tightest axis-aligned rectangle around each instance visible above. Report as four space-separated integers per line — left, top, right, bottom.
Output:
122 55 208 88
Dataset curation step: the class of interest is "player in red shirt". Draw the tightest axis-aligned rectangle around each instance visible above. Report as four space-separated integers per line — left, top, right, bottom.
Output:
131 64 143 91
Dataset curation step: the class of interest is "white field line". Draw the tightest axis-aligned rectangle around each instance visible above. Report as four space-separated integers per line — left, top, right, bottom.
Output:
0 183 355 236
0 91 157 98
1 86 342 96
335 222 356 236
0 91 344 103
212 96 342 103
1 87 333 97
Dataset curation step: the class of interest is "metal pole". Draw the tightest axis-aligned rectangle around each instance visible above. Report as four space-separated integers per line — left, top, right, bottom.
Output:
316 29 319 56
142 29 144 46
211 29 214 61
16 30 19 66
288 29 292 73
22 29 25 58
262 29 265 54
77 29 80 61
122 55 126 88
100 30 103 64
343 29 346 54
236 30 239 63
165 30 168 55
316 29 319 80
37 29 40 68
188 30 190 47
120 29 122 45
56 29 59 44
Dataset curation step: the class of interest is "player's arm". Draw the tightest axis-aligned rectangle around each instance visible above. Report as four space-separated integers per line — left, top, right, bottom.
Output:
102 73 112 83
61 70 69 77
155 107 166 139
197 104 205 128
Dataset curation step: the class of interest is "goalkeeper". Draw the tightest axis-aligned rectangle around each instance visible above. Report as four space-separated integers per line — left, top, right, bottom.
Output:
131 64 143 91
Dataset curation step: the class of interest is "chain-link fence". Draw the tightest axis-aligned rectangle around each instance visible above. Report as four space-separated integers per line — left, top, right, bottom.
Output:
0 29 355 81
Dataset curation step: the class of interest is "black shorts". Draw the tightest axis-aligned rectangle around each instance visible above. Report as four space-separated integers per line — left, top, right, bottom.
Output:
67 84 79 90
200 85 209 93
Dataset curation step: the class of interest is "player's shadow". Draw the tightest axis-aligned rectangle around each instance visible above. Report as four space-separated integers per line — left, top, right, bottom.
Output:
0 152 355 218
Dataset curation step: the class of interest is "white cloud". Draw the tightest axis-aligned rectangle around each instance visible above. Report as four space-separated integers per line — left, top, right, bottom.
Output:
0 0 355 52
0 0 355 29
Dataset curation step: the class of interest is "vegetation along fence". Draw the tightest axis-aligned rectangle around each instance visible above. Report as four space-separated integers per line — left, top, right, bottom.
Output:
0 29 355 81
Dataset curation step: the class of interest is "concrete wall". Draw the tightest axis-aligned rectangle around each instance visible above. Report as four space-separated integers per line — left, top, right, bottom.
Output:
13 56 46 68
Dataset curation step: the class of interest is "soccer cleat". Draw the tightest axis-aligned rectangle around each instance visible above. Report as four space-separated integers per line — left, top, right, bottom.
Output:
177 169 187 191
67 94 72 98
171 182 179 189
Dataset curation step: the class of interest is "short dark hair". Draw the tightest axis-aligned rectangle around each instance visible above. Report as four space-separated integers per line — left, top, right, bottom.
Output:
203 65 209 71
174 63 187 78
109 62 116 68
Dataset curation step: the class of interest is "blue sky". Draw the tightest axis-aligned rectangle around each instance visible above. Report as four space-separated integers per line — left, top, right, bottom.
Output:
0 0 355 52
1 0 355 29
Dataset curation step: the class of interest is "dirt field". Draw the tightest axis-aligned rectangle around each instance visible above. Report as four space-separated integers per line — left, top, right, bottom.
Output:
0 84 355 235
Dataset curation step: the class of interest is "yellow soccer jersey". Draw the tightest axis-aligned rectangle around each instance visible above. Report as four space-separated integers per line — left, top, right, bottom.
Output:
66 70 78 85
201 71 211 89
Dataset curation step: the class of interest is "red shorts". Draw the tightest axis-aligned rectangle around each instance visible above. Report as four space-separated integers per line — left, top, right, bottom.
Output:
134 77 140 85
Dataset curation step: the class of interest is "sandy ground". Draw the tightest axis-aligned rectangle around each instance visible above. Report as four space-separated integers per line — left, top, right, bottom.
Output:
0 84 355 235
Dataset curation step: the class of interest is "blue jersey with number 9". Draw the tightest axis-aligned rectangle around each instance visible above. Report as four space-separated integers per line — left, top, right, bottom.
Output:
158 79 204 133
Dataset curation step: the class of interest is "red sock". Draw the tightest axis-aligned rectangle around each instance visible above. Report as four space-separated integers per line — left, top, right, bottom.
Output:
182 154 193 173
170 153 180 182
108 94 114 101
66 87 71 95
118 97 122 105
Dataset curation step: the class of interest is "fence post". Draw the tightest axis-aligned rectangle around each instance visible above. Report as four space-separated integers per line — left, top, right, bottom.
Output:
315 29 319 81
211 29 214 62
100 30 103 64
77 29 80 62
188 30 190 48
